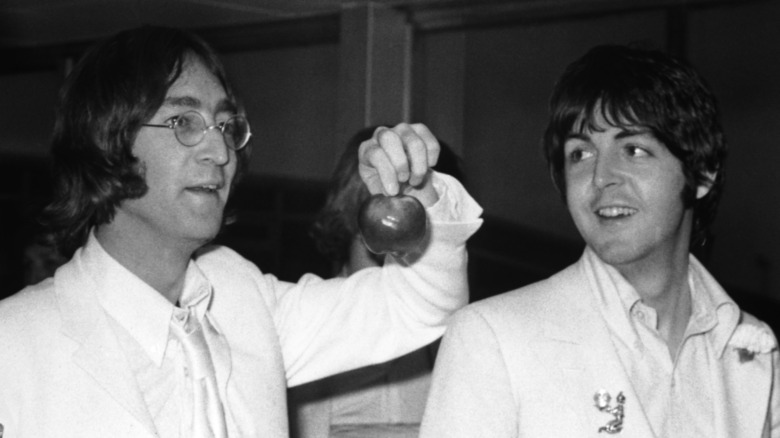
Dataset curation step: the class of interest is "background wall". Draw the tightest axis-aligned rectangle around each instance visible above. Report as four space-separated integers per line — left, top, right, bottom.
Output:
223 43 341 180
0 1 778 318
688 1 780 300
412 1 780 305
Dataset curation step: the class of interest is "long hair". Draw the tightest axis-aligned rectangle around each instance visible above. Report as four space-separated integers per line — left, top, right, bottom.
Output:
42 26 248 257
543 44 727 245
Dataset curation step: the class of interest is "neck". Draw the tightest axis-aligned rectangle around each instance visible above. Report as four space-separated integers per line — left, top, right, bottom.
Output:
95 223 197 304
339 238 383 277
615 244 692 357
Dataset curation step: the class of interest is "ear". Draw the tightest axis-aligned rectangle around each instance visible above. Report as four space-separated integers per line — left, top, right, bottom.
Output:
696 171 717 199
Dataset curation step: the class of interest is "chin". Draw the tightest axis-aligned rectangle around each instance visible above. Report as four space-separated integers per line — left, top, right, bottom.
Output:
587 239 644 267
181 223 222 247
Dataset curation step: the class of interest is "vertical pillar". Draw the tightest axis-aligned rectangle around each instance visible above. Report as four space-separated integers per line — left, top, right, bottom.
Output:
336 2 412 155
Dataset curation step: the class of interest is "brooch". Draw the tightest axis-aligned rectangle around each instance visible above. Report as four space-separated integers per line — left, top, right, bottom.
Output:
594 390 625 434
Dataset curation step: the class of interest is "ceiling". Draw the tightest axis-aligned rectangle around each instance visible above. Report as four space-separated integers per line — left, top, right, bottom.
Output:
0 0 746 54
0 0 463 49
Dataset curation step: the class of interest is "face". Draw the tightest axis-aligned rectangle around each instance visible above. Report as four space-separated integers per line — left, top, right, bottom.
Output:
343 237 384 276
563 111 706 271
111 56 238 252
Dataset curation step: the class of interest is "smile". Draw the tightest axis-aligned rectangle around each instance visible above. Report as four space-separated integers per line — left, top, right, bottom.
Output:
187 184 221 194
596 207 637 218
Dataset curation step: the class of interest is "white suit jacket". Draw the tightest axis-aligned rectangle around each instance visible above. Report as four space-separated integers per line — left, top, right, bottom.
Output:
0 175 483 438
421 254 779 438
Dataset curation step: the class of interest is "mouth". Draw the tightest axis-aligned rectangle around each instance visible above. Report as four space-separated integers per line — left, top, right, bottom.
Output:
186 183 223 195
595 206 637 219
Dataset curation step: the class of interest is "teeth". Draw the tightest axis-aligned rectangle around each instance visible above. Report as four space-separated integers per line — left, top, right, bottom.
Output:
597 207 636 218
189 184 219 192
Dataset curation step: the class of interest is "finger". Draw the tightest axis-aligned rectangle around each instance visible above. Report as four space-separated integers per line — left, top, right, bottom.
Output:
402 123 440 186
358 138 400 195
409 123 441 168
394 128 427 187
375 126 411 185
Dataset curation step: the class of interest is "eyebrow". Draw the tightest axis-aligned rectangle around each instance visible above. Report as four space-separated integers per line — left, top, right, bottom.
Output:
162 96 238 114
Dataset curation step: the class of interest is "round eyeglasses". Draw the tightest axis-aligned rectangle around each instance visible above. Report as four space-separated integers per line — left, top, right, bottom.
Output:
142 111 252 151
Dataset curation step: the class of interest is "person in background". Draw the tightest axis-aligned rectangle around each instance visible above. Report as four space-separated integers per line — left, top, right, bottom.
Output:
288 126 467 438
421 44 779 437
0 25 483 438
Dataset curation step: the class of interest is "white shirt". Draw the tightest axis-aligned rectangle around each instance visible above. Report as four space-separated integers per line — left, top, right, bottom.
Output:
582 248 740 437
97 239 229 438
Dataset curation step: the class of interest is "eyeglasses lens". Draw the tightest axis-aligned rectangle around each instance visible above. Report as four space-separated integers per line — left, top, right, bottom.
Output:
174 112 249 150
224 117 247 150
174 112 204 147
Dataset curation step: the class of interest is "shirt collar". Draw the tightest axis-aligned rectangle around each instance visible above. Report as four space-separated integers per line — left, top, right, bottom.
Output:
581 247 740 354
177 259 214 322
581 247 643 348
83 231 217 367
688 255 740 356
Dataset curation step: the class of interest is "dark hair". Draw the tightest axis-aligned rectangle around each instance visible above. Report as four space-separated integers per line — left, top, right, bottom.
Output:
310 126 465 267
42 26 248 257
543 44 727 245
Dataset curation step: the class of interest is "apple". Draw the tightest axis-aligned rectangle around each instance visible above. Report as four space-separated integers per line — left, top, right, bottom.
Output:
357 193 428 256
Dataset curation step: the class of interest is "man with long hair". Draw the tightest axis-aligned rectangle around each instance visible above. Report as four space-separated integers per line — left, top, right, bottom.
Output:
0 26 482 438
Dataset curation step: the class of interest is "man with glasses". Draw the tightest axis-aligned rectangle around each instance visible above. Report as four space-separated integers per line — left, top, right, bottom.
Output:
0 26 482 438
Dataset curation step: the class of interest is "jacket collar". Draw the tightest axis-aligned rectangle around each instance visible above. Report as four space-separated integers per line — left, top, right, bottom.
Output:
533 251 774 438
55 234 158 437
531 260 656 437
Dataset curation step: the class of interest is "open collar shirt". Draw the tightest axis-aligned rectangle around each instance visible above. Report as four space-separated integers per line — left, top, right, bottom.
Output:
582 247 740 438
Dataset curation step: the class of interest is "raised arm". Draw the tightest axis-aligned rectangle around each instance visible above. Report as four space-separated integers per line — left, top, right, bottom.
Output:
274 123 482 386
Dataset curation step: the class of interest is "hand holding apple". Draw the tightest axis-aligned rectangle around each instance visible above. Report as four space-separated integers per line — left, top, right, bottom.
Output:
357 123 440 206
356 123 440 256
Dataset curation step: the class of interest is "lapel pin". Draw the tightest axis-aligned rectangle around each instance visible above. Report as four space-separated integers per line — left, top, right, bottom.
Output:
593 390 625 434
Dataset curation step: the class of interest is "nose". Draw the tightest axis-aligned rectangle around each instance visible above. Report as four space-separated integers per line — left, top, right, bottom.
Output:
592 150 621 190
198 126 230 166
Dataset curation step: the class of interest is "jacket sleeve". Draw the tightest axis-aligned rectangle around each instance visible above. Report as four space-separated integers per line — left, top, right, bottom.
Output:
769 341 780 437
420 306 518 438
269 172 483 386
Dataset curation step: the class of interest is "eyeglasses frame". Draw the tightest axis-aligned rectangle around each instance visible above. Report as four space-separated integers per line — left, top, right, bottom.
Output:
142 110 252 151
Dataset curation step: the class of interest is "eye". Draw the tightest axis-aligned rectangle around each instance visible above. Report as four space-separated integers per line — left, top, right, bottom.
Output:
174 112 198 129
625 144 650 158
566 147 594 164
163 115 181 128
221 118 235 134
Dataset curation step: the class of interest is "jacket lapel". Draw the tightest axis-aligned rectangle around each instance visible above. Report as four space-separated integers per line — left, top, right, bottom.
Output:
55 256 158 437
712 325 774 438
533 264 657 438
